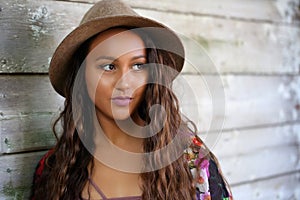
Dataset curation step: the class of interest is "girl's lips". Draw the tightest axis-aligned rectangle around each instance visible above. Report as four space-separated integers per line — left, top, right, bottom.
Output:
111 96 133 106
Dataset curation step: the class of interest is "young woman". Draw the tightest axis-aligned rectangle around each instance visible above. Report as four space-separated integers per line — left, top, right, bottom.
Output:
31 0 232 199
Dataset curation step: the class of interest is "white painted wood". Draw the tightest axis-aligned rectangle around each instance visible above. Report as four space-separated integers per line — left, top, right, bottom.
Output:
175 75 300 131
63 0 300 24
206 124 300 158
136 9 300 75
231 172 300 200
128 0 300 24
219 145 299 184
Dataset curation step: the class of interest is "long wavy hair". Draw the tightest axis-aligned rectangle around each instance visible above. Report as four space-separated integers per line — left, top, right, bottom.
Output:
31 27 230 200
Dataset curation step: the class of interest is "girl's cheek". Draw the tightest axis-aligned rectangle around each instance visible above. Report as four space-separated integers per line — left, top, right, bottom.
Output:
130 71 148 86
86 72 103 99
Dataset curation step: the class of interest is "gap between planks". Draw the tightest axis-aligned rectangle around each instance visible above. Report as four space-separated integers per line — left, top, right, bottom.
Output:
52 0 300 26
199 120 300 135
230 169 300 187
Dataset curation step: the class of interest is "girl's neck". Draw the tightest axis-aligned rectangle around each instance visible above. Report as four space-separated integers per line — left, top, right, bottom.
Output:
84 111 144 198
94 111 144 153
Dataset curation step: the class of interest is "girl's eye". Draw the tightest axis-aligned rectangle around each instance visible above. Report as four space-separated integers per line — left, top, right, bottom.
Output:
99 64 115 71
132 63 145 71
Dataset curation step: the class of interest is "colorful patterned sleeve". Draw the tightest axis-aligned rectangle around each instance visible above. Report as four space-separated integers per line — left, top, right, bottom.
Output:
184 136 232 200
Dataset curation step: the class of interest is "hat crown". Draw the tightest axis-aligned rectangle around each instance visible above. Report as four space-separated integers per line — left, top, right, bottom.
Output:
49 0 184 97
81 0 138 25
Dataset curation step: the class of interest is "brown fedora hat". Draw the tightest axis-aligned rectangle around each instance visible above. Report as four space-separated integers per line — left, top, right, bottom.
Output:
49 0 185 97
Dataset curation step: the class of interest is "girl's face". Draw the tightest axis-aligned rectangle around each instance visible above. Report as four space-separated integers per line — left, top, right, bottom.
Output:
85 28 148 122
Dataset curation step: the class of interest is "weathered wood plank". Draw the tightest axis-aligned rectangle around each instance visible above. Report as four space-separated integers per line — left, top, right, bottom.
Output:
0 0 89 73
220 145 299 185
138 9 300 75
1 75 299 153
63 0 300 24
206 124 300 158
0 75 64 114
178 75 300 131
0 151 46 199
0 0 299 74
0 75 63 153
1 114 57 153
231 172 300 200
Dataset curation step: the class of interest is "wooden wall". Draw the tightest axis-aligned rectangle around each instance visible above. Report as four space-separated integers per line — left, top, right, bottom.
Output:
1 0 300 199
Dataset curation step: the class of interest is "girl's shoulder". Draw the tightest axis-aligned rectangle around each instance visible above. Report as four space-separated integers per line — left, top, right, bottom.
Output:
184 135 232 200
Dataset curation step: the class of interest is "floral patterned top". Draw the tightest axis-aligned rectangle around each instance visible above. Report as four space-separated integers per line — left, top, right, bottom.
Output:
32 136 232 200
185 136 232 200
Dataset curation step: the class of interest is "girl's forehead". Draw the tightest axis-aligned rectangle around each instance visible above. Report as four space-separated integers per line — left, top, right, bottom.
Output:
87 28 146 59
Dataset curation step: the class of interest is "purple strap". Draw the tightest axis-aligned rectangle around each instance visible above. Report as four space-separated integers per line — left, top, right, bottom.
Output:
87 178 142 200
88 178 108 200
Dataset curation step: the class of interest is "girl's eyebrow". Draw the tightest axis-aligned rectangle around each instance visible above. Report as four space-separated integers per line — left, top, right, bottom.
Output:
131 55 146 60
96 55 115 61
96 55 146 61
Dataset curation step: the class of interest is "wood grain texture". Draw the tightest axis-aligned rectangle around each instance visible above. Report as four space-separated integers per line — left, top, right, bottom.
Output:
0 75 63 115
132 0 300 24
0 75 63 153
137 9 300 75
0 0 89 73
0 151 46 199
208 124 300 158
0 0 299 74
1 114 57 153
231 172 300 199
62 0 300 24
177 74 300 131
220 145 299 184
202 124 300 186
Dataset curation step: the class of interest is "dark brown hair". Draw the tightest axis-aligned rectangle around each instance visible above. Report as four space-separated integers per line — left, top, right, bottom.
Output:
31 27 230 200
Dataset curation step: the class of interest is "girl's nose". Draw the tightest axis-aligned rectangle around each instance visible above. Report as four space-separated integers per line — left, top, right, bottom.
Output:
115 68 130 91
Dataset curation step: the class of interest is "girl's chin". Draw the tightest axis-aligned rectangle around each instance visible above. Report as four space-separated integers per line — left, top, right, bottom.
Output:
113 111 144 125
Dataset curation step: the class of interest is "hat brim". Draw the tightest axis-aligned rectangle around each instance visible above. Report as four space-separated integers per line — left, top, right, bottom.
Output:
49 15 185 97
